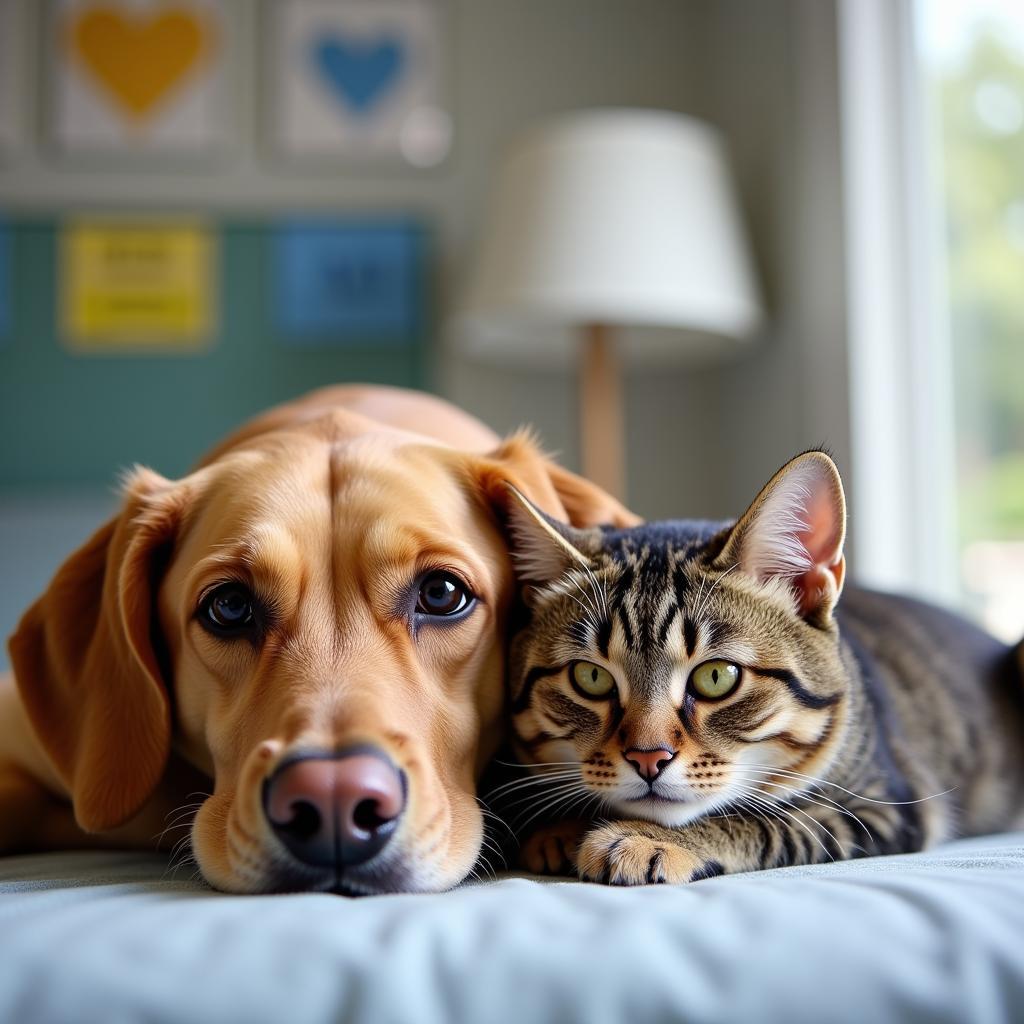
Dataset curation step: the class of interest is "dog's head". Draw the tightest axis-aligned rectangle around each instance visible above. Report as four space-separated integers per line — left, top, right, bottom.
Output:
8 409 636 893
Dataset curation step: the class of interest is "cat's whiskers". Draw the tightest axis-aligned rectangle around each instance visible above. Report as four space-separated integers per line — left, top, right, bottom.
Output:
549 786 598 827
741 793 836 861
731 783 837 860
694 563 740 624
484 770 581 801
732 770 874 840
494 759 584 769
504 779 587 814
691 571 708 625
580 561 609 622
500 764 581 776
737 763 955 807
565 571 603 627
560 589 601 633
737 792 858 862
490 785 584 814
554 568 603 633
511 781 594 835
733 794 792 838
515 789 593 838
758 790 848 859
748 784 868 856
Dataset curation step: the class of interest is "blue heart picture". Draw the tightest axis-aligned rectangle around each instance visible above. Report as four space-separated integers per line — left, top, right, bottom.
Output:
312 35 405 116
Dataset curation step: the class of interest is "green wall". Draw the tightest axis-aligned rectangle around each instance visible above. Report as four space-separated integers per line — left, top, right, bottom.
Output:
0 220 428 486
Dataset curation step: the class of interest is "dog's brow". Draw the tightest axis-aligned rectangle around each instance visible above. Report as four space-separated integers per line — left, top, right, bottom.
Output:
191 528 306 599
362 521 488 584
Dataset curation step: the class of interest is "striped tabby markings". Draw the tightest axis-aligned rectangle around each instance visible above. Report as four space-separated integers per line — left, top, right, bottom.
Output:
503 454 915 884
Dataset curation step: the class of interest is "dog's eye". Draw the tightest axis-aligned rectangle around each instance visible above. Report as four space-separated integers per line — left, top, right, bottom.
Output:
416 571 473 617
200 583 256 636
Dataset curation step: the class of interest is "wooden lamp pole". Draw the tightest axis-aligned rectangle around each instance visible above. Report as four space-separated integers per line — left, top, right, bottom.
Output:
579 322 625 500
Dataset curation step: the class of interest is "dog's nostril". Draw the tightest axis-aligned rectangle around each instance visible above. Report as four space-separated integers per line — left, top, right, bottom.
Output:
279 800 322 841
353 798 389 833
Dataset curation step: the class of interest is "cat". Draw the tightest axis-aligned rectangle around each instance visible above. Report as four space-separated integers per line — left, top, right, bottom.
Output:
498 450 1024 885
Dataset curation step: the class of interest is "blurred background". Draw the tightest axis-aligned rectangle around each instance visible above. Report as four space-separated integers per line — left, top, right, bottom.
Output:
1 0 1022 669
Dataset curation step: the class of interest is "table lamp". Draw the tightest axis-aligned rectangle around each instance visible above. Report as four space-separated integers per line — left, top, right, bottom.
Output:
457 109 763 499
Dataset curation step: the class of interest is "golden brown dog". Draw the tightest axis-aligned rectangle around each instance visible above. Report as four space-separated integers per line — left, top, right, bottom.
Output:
0 385 636 894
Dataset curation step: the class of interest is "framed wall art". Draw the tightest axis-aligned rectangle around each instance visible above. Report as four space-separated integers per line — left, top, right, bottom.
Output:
61 218 217 350
48 0 231 157
267 0 451 167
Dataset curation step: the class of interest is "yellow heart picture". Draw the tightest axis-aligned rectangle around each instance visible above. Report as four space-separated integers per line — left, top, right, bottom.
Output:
70 5 212 120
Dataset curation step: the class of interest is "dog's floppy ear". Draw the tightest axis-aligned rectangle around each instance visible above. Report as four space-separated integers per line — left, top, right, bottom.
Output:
476 431 641 529
7 467 184 832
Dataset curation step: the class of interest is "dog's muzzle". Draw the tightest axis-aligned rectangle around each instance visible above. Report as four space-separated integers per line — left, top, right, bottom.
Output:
262 746 407 869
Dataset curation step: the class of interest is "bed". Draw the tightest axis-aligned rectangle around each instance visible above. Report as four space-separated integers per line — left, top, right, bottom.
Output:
2 832 1023 1023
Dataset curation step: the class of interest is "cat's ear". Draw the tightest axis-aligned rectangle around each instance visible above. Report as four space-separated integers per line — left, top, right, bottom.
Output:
504 484 597 585
715 451 847 622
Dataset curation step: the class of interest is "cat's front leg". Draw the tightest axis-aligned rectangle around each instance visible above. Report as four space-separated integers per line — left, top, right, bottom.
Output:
577 802 883 885
577 820 720 884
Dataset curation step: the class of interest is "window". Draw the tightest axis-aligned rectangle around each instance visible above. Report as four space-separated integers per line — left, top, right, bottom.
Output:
918 0 1024 641
840 0 1024 644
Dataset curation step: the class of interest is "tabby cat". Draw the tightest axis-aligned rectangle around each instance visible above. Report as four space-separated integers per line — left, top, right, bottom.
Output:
501 451 1024 885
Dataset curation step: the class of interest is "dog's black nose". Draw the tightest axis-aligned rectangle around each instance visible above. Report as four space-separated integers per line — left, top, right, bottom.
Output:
263 747 406 868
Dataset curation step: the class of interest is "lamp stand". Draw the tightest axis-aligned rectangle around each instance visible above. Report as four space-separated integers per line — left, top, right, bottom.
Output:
580 322 625 500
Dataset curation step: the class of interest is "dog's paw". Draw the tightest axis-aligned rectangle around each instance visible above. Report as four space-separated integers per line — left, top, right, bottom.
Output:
577 823 718 885
519 820 589 876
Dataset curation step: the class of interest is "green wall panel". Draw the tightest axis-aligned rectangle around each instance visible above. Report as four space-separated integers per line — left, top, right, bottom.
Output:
0 220 428 486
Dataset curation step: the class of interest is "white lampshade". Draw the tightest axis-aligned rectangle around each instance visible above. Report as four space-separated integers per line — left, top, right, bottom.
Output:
457 108 762 366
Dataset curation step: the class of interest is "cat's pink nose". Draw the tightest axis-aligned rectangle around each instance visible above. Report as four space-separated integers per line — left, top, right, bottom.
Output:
264 748 406 868
624 747 676 781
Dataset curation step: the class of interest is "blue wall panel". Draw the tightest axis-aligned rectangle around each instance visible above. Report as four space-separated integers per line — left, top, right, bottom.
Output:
0 219 428 486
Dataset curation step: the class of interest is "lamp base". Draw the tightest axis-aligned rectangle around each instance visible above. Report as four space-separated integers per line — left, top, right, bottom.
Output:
580 323 625 501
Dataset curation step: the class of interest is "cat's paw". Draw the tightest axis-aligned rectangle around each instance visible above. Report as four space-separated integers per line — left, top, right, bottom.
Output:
519 820 588 876
577 823 718 885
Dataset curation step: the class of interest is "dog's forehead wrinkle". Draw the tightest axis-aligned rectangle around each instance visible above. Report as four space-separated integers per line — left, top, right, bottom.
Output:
329 439 465 509
326 441 490 599
236 522 304 564
194 522 321 604
190 446 332 534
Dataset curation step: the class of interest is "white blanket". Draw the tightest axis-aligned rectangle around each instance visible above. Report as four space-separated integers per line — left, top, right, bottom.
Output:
2 833 1023 1024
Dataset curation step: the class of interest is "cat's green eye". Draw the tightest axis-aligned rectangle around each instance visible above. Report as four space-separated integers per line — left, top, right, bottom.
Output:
690 660 741 700
571 661 616 698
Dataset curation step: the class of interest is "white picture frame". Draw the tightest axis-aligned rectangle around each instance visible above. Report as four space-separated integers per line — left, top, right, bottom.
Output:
48 0 232 158
266 0 451 167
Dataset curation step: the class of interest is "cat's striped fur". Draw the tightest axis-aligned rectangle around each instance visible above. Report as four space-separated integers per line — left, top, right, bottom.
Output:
503 452 1024 885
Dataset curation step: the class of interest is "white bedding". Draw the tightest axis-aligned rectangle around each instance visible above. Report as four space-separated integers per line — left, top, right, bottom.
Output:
2 833 1024 1023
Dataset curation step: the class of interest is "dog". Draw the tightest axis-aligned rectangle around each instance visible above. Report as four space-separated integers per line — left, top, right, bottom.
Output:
1 385 637 894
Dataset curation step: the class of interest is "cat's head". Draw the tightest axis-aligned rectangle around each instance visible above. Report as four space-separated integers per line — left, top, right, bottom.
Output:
506 451 850 827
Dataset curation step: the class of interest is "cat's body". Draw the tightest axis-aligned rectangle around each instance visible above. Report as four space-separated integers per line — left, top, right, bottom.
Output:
501 454 1024 884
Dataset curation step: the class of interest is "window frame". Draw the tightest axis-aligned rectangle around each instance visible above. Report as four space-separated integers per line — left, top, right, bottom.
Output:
837 0 960 604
